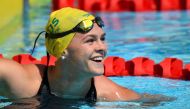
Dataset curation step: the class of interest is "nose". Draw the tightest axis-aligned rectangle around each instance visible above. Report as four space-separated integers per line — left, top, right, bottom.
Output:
95 40 107 56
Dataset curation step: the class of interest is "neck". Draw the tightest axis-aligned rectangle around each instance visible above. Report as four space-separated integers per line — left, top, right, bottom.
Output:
48 59 93 99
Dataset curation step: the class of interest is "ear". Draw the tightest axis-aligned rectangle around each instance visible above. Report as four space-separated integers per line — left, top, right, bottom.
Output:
60 49 68 60
62 49 69 57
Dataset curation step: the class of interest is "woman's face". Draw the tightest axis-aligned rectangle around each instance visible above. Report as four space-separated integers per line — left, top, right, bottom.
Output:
66 23 107 76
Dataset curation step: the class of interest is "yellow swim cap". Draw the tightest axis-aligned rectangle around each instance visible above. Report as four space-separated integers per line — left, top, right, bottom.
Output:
45 7 95 58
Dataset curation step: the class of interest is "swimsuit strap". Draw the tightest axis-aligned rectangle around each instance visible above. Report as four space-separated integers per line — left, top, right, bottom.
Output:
37 52 52 95
85 78 97 102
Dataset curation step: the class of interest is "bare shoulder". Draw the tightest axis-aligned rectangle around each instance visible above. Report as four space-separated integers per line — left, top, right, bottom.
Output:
0 58 44 98
0 58 43 79
94 75 141 101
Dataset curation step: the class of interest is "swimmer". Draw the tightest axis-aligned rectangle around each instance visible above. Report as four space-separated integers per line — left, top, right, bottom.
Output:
0 7 140 102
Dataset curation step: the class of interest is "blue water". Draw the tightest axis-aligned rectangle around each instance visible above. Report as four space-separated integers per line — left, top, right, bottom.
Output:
103 11 190 64
0 5 190 109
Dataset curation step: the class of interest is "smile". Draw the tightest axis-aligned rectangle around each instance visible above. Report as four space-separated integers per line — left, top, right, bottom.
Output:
90 56 103 62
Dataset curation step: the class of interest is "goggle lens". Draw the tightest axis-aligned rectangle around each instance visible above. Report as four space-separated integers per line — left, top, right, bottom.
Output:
77 20 94 33
76 17 104 33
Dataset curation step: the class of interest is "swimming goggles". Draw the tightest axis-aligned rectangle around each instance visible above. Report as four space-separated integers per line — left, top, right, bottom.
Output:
46 16 104 39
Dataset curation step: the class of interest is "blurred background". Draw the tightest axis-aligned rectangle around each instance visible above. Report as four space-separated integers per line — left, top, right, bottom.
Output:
0 0 51 58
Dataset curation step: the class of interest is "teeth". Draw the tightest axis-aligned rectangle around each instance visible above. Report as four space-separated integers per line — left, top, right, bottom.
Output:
93 57 103 61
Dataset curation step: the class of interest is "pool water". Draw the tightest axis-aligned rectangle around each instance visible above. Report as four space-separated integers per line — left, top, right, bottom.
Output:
1 77 190 109
104 11 190 64
0 5 190 109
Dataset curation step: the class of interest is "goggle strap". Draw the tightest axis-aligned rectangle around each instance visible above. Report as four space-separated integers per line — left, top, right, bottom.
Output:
45 16 104 39
46 29 75 39
95 17 104 28
31 31 46 55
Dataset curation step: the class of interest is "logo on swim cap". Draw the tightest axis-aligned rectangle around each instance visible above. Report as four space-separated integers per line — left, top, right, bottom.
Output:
48 17 60 33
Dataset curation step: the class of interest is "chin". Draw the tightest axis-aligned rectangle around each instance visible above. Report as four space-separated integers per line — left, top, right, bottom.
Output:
91 68 104 76
90 65 104 76
88 61 104 76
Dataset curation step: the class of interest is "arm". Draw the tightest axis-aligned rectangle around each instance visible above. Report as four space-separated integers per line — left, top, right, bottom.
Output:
94 75 141 101
0 58 42 98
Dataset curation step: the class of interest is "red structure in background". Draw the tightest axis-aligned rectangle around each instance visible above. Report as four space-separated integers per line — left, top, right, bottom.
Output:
0 54 3 58
52 0 75 11
160 0 181 11
52 0 190 12
187 0 190 9
78 0 108 12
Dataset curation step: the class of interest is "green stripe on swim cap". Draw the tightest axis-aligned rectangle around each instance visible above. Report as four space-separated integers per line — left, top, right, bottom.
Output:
45 7 95 58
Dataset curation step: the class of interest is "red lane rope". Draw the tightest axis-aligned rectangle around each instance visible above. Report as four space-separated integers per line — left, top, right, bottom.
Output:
0 53 190 80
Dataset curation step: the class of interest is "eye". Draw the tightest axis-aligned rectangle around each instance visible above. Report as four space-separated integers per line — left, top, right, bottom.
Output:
100 36 105 42
86 38 95 43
